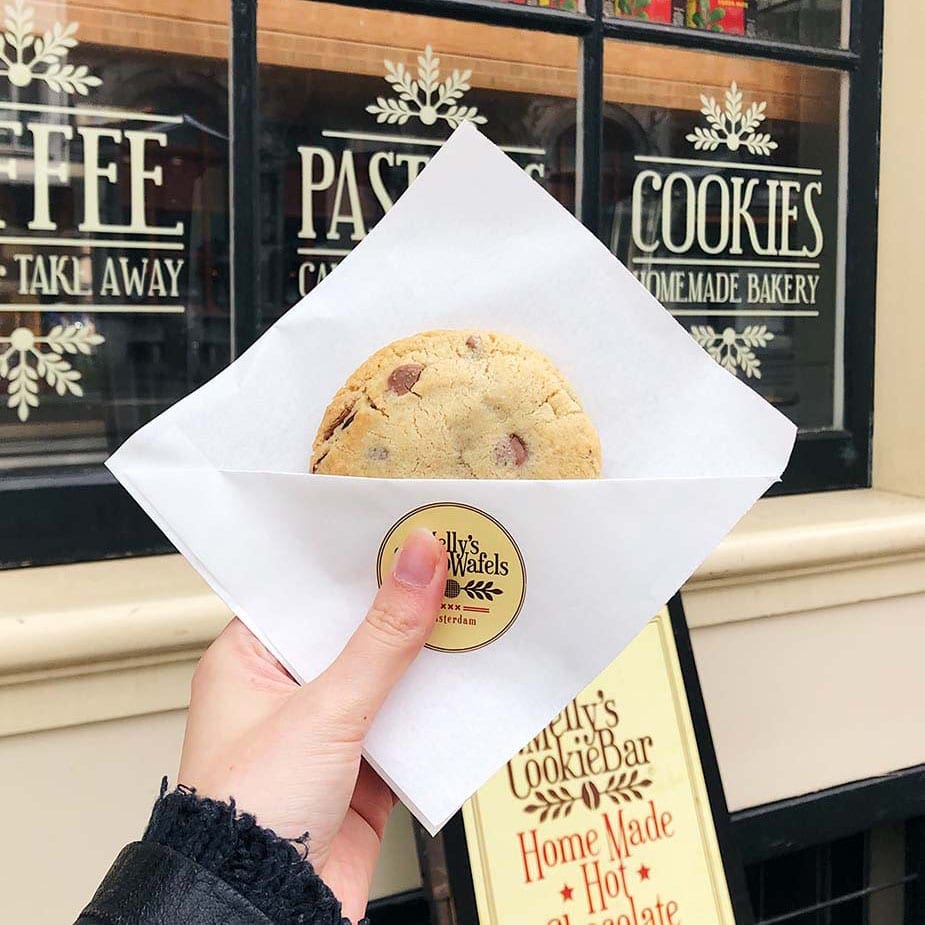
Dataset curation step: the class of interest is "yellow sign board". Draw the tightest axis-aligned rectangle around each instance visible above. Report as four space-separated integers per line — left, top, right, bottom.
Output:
461 608 739 925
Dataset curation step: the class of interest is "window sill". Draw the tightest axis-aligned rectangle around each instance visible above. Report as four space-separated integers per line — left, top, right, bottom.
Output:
2 487 924 734
683 488 925 627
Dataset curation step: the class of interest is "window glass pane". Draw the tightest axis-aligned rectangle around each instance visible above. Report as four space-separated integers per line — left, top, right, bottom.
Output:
495 0 585 10
746 834 867 924
868 823 907 924
744 825 912 925
0 2 229 478
754 0 849 49
607 1 849 49
607 1 687 27
603 41 845 432
256 2 578 330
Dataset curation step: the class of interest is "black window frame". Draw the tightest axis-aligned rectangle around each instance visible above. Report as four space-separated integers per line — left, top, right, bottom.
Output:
0 0 882 568
733 765 925 924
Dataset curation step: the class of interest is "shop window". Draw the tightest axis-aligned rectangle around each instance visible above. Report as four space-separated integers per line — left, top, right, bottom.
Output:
0 1 229 565
0 0 880 566
606 0 849 48
499 0 586 11
603 44 844 433
745 825 914 924
254 4 578 331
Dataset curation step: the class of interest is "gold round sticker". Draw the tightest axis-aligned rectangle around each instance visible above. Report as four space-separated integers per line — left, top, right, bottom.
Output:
377 503 526 653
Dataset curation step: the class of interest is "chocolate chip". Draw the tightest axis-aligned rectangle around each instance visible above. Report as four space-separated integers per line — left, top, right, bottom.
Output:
465 334 481 350
495 434 527 468
367 446 389 461
323 404 355 441
388 363 424 395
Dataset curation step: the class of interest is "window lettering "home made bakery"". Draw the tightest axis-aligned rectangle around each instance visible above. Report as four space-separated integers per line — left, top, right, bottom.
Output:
627 83 830 315
630 159 826 310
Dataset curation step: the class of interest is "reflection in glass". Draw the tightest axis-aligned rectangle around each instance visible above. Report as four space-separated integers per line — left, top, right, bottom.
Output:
603 42 844 431
606 0 848 49
754 0 847 49
496 0 585 11
746 833 873 924
256 5 578 330
0 11 229 478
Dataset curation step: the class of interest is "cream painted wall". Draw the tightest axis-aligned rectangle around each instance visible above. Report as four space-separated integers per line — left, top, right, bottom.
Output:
0 708 422 921
873 0 925 497
0 711 186 921
690 591 925 812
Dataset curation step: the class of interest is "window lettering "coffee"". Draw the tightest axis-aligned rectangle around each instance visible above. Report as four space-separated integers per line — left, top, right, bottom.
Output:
0 119 187 301
0 121 182 236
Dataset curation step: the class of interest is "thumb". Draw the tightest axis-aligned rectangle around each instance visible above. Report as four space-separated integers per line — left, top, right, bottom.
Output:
306 527 447 735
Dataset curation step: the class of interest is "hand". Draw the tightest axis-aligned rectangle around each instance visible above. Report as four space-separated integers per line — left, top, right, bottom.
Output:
178 527 447 923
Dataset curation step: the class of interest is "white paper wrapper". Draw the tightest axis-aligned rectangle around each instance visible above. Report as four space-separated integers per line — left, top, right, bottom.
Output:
107 124 795 835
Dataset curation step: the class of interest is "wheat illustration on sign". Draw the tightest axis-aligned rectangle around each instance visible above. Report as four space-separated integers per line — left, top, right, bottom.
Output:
366 46 487 129
686 82 778 156
0 0 101 94
524 771 654 822
689 325 774 379
0 324 104 421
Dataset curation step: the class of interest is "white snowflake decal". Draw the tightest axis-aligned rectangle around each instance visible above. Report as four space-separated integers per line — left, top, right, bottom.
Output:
686 82 778 157
366 45 487 129
0 322 104 421
0 0 101 95
689 325 774 379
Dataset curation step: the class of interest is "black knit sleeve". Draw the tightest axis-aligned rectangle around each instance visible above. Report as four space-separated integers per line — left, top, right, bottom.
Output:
141 779 367 925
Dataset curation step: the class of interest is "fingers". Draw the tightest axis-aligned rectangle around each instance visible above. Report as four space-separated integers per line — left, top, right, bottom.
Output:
350 759 397 841
181 619 296 787
194 618 297 697
188 620 296 733
302 528 446 737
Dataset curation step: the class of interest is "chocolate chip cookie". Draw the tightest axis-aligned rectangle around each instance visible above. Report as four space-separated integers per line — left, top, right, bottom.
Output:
311 330 601 479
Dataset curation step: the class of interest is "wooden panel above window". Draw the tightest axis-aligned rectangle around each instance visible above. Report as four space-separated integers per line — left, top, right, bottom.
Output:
53 0 835 122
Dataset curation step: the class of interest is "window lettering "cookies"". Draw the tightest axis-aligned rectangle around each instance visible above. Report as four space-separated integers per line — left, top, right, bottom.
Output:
631 169 824 259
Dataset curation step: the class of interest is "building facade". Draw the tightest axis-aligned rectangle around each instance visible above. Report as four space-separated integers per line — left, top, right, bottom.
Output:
0 0 923 921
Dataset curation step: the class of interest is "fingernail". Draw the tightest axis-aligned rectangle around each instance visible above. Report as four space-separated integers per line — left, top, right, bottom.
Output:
393 528 440 588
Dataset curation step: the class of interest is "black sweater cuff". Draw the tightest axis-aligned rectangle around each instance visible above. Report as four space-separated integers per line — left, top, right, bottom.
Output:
142 779 363 925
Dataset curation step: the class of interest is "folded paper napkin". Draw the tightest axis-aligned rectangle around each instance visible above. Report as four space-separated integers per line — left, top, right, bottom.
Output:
107 124 795 834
